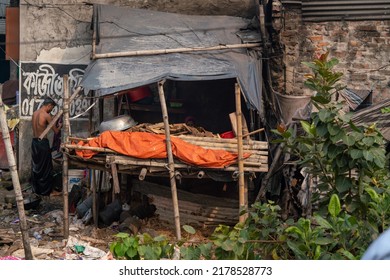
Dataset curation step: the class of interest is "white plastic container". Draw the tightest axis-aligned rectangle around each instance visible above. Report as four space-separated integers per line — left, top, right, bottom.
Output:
68 169 85 192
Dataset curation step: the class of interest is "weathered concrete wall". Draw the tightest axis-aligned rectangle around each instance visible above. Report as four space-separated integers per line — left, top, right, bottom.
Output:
20 0 258 62
278 3 390 102
17 0 258 181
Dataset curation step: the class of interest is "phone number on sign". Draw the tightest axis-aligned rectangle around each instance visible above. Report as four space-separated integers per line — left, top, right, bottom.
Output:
21 98 89 118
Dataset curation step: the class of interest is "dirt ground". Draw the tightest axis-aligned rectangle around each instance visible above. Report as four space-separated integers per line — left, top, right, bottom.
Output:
0 179 211 260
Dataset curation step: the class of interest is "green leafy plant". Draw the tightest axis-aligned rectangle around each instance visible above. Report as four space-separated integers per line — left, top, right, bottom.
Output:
285 194 372 259
110 232 174 260
208 201 291 260
273 52 390 259
274 52 387 216
179 225 213 260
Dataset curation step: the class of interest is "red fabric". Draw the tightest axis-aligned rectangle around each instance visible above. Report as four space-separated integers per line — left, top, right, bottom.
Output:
75 131 250 168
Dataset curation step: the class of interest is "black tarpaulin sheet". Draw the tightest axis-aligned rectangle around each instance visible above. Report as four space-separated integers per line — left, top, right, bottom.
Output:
80 5 262 111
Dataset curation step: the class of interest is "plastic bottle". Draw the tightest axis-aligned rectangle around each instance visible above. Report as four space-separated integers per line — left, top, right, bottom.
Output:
33 231 42 240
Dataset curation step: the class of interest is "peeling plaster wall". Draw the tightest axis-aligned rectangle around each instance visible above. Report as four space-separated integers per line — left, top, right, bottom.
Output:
17 0 259 181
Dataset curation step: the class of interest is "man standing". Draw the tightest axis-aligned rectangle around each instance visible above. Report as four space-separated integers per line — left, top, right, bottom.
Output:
31 97 62 196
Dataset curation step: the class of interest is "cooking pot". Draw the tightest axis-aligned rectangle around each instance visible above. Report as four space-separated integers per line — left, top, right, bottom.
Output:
98 115 137 132
126 86 152 102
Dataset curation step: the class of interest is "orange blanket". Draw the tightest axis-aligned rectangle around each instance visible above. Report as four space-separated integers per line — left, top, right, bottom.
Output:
75 131 250 168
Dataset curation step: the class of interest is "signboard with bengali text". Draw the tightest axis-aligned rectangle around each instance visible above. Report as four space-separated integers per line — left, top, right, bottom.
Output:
19 62 89 119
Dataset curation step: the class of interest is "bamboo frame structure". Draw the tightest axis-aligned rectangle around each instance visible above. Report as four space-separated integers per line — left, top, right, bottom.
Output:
61 82 268 233
92 43 261 60
235 83 248 222
62 75 70 239
0 84 33 259
158 80 181 240
38 86 82 140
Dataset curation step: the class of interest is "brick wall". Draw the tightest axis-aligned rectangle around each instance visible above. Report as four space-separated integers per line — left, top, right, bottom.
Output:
278 4 390 103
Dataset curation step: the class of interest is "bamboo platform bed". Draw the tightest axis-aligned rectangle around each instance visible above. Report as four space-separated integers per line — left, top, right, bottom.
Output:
66 134 268 177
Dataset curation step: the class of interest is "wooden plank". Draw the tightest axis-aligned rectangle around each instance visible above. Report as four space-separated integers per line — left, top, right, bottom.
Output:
229 112 249 139
111 163 120 194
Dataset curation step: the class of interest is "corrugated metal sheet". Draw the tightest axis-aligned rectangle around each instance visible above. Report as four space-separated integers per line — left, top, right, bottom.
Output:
281 0 390 22
0 19 4 34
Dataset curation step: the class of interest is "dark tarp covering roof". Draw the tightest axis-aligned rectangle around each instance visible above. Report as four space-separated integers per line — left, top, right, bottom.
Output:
351 99 390 141
80 5 263 111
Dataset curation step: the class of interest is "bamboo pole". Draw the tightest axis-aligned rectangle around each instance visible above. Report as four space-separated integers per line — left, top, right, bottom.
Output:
92 5 97 60
111 163 120 195
67 137 267 155
242 128 265 138
235 83 248 222
93 43 261 60
91 169 97 227
0 84 33 259
106 155 268 172
62 75 70 239
38 86 82 140
139 167 148 181
64 144 115 153
177 134 268 146
176 138 267 150
158 80 181 240
69 136 94 142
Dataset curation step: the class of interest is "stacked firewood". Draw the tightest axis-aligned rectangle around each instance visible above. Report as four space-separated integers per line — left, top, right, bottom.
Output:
126 122 216 138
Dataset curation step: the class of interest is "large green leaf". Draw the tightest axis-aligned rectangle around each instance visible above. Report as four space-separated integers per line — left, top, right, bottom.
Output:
363 149 374 161
198 243 212 259
338 249 356 260
330 130 345 144
311 95 331 104
285 226 304 239
314 215 333 230
180 246 201 260
153 235 167 242
373 156 386 169
114 243 126 258
183 225 196 235
315 237 334 245
126 247 138 259
365 187 379 203
362 137 375 146
335 176 353 193
349 149 363 159
302 61 319 70
286 240 308 260
233 243 245 258
319 110 332 122
342 134 355 146
115 232 130 239
327 123 341 136
221 239 235 251
328 194 341 217
336 155 348 169
316 123 329 137
328 144 343 159
301 121 314 136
